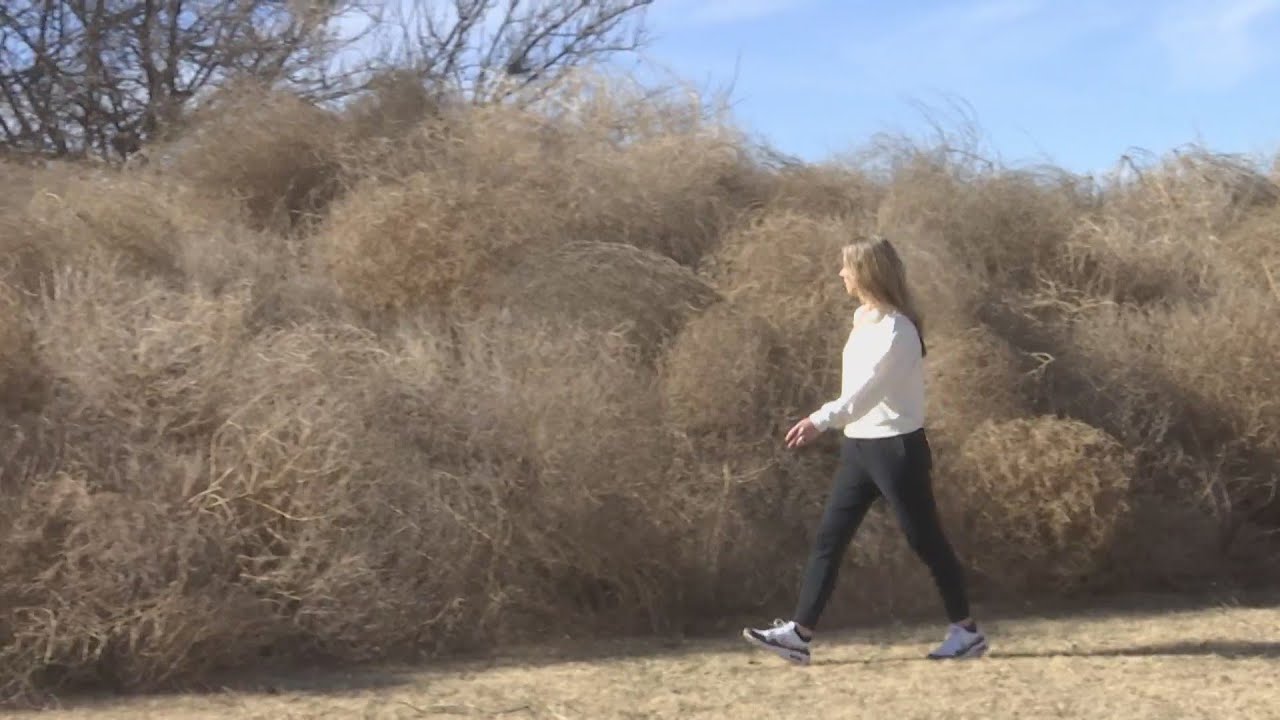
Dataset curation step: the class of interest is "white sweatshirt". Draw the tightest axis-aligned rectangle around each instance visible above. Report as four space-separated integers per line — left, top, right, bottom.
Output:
807 305 926 439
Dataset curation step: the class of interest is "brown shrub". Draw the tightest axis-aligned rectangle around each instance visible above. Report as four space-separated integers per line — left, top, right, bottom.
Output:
0 273 470 698
339 100 548 186
338 78 749 268
244 260 350 332
31 266 250 452
540 76 749 264
1216 203 1280 290
318 171 556 314
1103 147 1278 235
8 72 1280 706
0 159 75 280
763 161 882 218
1138 289 1280 458
2 288 692 700
0 158 47 214
660 303 792 437
10 171 282 299
483 241 720 354
712 209 995 415
1107 478 1225 590
1060 214 1218 305
557 131 746 266
1040 149 1276 309
717 207 981 331
0 268 267 699
25 174 189 279
0 168 86 292
0 284 45 417
925 326 1028 439
178 323 475 660
323 108 735 316
0 471 271 697
342 69 444 145
951 417 1134 592
716 210 855 306
1068 287 1280 528
170 85 344 232
714 211 859 391
386 312 696 633
875 152 1085 290
970 284 1259 587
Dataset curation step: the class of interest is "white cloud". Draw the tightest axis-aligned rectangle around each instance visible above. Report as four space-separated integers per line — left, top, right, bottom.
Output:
1157 0 1280 90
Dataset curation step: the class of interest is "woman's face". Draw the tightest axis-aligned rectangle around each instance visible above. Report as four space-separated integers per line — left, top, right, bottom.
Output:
839 261 858 298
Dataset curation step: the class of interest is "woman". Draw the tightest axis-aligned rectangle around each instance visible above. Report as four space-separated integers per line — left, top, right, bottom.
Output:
742 235 987 664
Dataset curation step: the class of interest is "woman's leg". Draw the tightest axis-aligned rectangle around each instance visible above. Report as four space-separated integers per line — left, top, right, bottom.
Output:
742 438 880 664
867 432 987 659
792 438 882 630
859 431 971 624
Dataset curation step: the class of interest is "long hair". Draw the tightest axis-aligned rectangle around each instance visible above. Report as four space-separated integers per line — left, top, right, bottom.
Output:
842 235 927 355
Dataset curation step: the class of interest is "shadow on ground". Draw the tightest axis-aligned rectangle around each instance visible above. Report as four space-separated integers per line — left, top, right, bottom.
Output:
996 640 1280 661
26 589 1280 712
803 640 1280 669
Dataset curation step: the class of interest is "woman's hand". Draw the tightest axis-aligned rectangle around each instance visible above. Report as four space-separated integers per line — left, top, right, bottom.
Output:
785 417 821 449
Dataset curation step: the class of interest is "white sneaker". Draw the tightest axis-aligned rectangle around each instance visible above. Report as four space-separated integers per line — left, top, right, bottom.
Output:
927 623 989 660
742 619 811 665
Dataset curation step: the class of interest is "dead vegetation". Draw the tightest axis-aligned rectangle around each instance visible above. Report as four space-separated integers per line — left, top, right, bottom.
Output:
1 78 1279 708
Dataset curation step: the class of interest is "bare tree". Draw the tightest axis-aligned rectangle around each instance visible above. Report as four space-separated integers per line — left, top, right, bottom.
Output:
0 1 653 160
0 0 369 159
377 0 653 102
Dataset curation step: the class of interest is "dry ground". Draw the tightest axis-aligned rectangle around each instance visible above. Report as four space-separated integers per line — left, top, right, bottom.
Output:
13 597 1280 720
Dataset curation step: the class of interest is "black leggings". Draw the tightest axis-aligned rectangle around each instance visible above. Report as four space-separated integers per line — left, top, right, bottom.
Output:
793 429 970 628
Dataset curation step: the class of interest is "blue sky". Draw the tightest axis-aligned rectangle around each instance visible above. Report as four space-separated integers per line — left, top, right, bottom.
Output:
636 0 1280 174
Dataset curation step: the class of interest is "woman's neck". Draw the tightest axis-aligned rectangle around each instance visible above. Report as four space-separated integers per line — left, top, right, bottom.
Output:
854 302 887 328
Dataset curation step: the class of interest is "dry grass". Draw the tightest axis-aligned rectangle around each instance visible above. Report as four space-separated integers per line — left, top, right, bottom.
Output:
2 75 1280 708
921 326 1027 436
318 169 553 313
660 302 792 437
3 167 290 302
320 81 741 316
482 241 721 355
168 84 346 232
950 417 1134 592
762 159 884 218
0 282 45 416
873 151 1086 289
711 211 864 407
10 600 1280 719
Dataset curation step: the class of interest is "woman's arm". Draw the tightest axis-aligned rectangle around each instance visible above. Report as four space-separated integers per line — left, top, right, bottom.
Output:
807 320 914 432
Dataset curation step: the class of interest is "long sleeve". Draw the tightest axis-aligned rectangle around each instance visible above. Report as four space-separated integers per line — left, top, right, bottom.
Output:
808 318 915 433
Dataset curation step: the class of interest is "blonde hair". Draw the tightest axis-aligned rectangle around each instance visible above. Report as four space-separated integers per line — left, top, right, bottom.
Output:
842 235 927 355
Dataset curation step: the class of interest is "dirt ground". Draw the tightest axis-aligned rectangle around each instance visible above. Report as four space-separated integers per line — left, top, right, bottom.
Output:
12 598 1280 720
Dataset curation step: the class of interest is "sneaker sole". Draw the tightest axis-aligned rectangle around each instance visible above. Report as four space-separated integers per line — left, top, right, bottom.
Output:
928 638 989 661
741 629 811 666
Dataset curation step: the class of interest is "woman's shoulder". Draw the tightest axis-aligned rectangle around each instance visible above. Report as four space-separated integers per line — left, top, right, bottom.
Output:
855 305 902 326
884 310 918 332
854 306 918 338
874 311 921 345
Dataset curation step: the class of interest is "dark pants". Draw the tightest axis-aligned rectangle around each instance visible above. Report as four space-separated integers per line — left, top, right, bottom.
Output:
793 429 970 628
